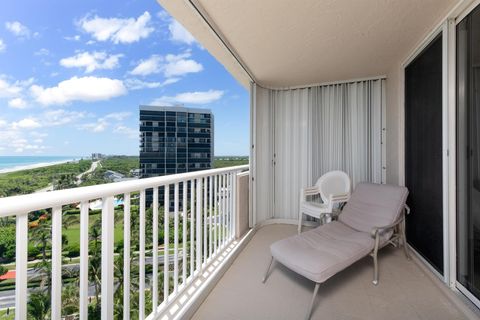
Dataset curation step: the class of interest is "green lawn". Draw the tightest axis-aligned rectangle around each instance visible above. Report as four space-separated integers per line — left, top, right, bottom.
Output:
0 309 14 319
63 211 124 247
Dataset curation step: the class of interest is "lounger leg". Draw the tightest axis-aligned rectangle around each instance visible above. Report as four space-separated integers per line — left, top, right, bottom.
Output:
372 233 380 286
401 218 411 260
305 283 320 320
262 256 274 283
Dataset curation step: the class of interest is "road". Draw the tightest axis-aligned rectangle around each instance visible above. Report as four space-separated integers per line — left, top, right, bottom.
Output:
76 160 100 184
33 160 100 194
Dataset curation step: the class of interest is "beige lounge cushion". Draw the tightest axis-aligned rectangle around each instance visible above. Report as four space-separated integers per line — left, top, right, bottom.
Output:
271 221 374 283
338 183 409 233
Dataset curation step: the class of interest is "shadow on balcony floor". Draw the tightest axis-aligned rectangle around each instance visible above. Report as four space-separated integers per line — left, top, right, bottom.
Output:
193 224 467 320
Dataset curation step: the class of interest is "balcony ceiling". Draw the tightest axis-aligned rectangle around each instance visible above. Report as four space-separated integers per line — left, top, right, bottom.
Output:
158 0 456 88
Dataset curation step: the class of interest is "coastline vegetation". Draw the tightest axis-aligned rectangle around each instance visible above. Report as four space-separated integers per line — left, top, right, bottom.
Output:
0 160 92 197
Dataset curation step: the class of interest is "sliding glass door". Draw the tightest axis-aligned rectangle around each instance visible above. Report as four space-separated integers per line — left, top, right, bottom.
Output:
457 6 480 300
405 34 444 275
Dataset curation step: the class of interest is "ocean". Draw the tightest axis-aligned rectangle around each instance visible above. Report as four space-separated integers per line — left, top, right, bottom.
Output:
0 156 82 172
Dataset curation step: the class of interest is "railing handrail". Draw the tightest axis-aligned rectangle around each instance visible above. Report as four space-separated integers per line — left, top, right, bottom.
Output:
0 164 249 217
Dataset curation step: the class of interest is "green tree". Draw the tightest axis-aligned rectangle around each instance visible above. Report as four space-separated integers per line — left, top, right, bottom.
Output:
31 221 51 262
62 284 79 316
0 225 15 261
28 291 50 320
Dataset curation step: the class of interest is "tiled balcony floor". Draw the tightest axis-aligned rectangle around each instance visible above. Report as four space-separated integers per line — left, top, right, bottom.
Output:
193 224 469 320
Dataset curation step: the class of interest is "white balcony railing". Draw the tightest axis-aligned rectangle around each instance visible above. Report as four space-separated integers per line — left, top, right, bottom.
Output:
0 164 248 320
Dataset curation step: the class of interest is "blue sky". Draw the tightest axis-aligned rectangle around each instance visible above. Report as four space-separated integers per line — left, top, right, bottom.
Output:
0 0 249 156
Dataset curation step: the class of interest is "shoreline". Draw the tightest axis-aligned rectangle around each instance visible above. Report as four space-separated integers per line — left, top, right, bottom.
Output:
0 158 81 175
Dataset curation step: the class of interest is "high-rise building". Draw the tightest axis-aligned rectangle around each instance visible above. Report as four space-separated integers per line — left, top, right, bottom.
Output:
139 105 214 205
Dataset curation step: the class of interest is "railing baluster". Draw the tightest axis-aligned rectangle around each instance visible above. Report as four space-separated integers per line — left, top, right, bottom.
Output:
232 172 237 240
152 188 159 314
196 178 202 273
101 196 115 319
139 191 146 319
164 185 170 302
51 206 62 320
214 175 218 255
226 174 231 241
80 201 89 320
229 173 234 241
190 180 195 279
123 193 131 320
209 176 213 259
203 177 207 265
182 181 187 284
222 174 226 248
15 213 28 320
174 183 179 294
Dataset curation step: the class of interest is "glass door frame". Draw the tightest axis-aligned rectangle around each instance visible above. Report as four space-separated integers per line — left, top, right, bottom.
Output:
400 0 480 310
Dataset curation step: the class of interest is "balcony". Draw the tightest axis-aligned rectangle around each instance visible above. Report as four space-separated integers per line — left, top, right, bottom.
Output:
0 165 477 320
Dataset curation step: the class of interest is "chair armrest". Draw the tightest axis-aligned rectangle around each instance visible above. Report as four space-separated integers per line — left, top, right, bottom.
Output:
329 193 350 203
301 186 320 198
370 216 404 238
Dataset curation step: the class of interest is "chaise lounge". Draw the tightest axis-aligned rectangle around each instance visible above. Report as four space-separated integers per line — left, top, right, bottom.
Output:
262 182 410 320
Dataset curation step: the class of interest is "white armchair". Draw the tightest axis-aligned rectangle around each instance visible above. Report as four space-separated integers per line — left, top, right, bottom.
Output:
298 171 351 233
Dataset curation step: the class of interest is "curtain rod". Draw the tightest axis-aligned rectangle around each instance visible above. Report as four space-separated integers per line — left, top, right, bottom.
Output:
255 75 387 91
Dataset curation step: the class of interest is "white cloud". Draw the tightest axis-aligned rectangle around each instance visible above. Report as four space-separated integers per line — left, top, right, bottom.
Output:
79 12 154 44
12 118 41 129
151 89 224 106
125 77 180 90
64 35 81 41
163 53 203 77
5 21 30 38
169 20 196 45
79 121 108 133
130 52 202 77
78 112 130 133
30 76 127 106
8 97 27 109
103 111 131 121
31 131 48 138
129 55 162 76
34 48 49 56
114 125 138 139
60 51 123 73
42 109 86 126
0 39 5 52
0 78 22 98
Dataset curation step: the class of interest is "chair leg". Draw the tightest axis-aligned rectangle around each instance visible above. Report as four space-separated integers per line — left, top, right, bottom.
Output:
401 218 411 260
262 256 274 283
372 233 380 286
305 283 320 320
298 212 303 234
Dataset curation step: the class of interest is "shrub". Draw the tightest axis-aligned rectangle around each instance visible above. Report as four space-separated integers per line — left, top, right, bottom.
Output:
0 226 15 262
28 245 41 259
65 243 80 258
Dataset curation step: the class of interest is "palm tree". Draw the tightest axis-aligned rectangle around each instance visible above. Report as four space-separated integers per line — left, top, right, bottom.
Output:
28 290 50 320
62 283 79 317
31 221 51 262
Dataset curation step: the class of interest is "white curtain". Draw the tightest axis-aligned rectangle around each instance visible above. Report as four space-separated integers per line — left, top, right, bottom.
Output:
311 80 384 186
253 79 385 223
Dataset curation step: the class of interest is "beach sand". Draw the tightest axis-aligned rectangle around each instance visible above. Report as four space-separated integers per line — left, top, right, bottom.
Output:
0 159 79 174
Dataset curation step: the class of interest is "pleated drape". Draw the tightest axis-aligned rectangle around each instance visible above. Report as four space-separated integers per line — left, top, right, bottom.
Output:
253 79 384 222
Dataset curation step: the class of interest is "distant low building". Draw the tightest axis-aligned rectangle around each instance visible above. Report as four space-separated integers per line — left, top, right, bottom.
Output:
104 170 125 182
91 153 104 161
130 168 141 177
